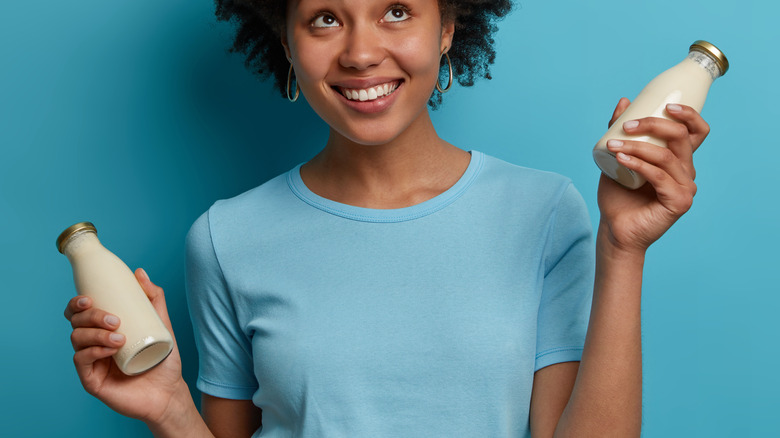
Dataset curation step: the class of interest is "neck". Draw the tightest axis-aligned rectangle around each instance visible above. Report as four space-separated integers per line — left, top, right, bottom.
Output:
301 110 470 209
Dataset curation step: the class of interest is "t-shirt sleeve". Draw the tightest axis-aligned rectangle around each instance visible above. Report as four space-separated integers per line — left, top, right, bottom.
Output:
185 210 258 399
534 183 594 371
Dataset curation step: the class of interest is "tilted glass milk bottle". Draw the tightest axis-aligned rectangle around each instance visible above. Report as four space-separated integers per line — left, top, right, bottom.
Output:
593 40 729 189
57 222 173 375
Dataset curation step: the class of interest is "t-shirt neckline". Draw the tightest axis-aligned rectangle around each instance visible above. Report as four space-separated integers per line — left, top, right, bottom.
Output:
287 150 484 223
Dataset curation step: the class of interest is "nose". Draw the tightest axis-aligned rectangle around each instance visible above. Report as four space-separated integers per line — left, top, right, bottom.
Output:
338 23 385 71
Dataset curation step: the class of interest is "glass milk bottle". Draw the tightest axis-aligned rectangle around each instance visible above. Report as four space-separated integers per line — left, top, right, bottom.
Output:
57 222 173 375
593 40 729 189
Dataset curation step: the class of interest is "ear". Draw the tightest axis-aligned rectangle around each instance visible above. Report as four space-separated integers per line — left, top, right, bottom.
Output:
440 19 455 54
281 31 292 62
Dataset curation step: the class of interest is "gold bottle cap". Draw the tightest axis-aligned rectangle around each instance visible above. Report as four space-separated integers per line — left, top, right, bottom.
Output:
57 222 97 253
690 40 729 76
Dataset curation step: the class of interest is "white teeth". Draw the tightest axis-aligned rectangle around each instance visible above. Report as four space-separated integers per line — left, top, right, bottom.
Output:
341 82 399 102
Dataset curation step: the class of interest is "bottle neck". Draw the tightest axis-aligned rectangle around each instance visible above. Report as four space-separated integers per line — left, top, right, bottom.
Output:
62 231 102 261
687 50 723 81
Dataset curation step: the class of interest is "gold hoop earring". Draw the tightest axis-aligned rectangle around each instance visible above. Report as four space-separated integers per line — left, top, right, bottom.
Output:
436 52 453 93
286 63 300 102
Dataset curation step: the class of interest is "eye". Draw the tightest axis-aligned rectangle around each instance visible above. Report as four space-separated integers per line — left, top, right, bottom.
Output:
311 13 340 28
382 6 411 23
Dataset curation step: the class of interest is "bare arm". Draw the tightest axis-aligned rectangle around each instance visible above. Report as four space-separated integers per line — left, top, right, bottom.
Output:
145 380 214 438
551 234 644 436
531 98 706 436
530 242 644 437
201 394 263 438
530 362 579 437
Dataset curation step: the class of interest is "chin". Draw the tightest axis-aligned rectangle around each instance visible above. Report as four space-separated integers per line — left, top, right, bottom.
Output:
311 86 431 147
339 131 404 147
333 120 415 147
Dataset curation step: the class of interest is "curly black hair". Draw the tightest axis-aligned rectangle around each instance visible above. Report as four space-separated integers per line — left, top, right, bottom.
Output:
215 0 513 107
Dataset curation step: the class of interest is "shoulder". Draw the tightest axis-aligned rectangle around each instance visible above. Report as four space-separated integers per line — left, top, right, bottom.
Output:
186 169 298 251
204 169 298 227
473 152 581 212
211 171 293 220
479 152 573 193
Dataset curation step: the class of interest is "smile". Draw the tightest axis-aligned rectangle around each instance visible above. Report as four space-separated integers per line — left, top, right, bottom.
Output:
337 81 401 102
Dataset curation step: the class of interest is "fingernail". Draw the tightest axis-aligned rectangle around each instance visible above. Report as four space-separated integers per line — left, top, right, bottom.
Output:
617 152 631 162
77 297 89 308
607 139 623 150
667 103 682 112
110 333 125 343
105 315 120 326
137 268 150 283
623 120 639 130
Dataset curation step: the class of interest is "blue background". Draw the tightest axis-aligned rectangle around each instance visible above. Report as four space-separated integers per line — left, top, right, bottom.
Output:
1 0 777 436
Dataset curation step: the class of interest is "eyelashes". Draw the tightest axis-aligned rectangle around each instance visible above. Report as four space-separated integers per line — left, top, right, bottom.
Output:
382 5 412 23
309 4 413 29
311 13 339 28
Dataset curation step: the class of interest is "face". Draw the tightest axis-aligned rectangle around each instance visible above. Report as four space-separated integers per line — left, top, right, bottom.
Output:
283 0 454 146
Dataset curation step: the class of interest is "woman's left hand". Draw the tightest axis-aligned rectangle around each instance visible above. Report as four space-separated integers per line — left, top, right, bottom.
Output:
597 97 710 253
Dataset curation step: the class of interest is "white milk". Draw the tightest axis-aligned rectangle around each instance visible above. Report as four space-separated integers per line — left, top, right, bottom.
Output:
593 40 729 189
58 222 173 375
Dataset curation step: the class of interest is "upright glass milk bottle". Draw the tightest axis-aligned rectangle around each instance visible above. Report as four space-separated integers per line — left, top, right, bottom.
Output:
57 222 173 375
593 40 729 189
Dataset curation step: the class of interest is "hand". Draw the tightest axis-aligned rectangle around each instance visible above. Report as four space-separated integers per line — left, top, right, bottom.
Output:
64 268 186 425
597 97 709 253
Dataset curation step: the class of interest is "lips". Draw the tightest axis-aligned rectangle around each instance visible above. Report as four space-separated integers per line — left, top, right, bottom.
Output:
336 80 401 102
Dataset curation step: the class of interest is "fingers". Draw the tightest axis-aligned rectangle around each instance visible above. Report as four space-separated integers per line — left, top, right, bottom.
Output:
73 346 117 371
71 327 125 351
134 268 174 333
72 345 116 396
665 104 710 152
608 97 631 128
607 140 693 188
69 307 124 357
621 114 696 179
135 268 160 300
64 295 91 321
67 304 125 391
69 305 121 330
608 140 697 214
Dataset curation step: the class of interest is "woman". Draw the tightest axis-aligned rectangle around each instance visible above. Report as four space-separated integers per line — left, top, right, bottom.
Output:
63 0 706 436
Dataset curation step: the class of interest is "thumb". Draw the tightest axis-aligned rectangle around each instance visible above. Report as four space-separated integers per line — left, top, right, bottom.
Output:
134 268 174 332
608 97 631 128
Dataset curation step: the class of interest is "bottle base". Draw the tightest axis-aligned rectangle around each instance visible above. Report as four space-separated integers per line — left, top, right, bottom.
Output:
118 338 174 376
593 148 646 190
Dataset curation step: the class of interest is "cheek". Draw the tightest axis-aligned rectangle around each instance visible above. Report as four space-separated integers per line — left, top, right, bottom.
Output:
289 31 334 80
293 46 334 95
392 34 443 81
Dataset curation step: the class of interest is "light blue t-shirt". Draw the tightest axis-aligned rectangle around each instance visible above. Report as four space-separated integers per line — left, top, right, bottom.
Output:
185 151 594 437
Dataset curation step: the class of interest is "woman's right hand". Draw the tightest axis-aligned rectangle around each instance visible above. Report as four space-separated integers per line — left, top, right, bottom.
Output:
64 268 187 426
